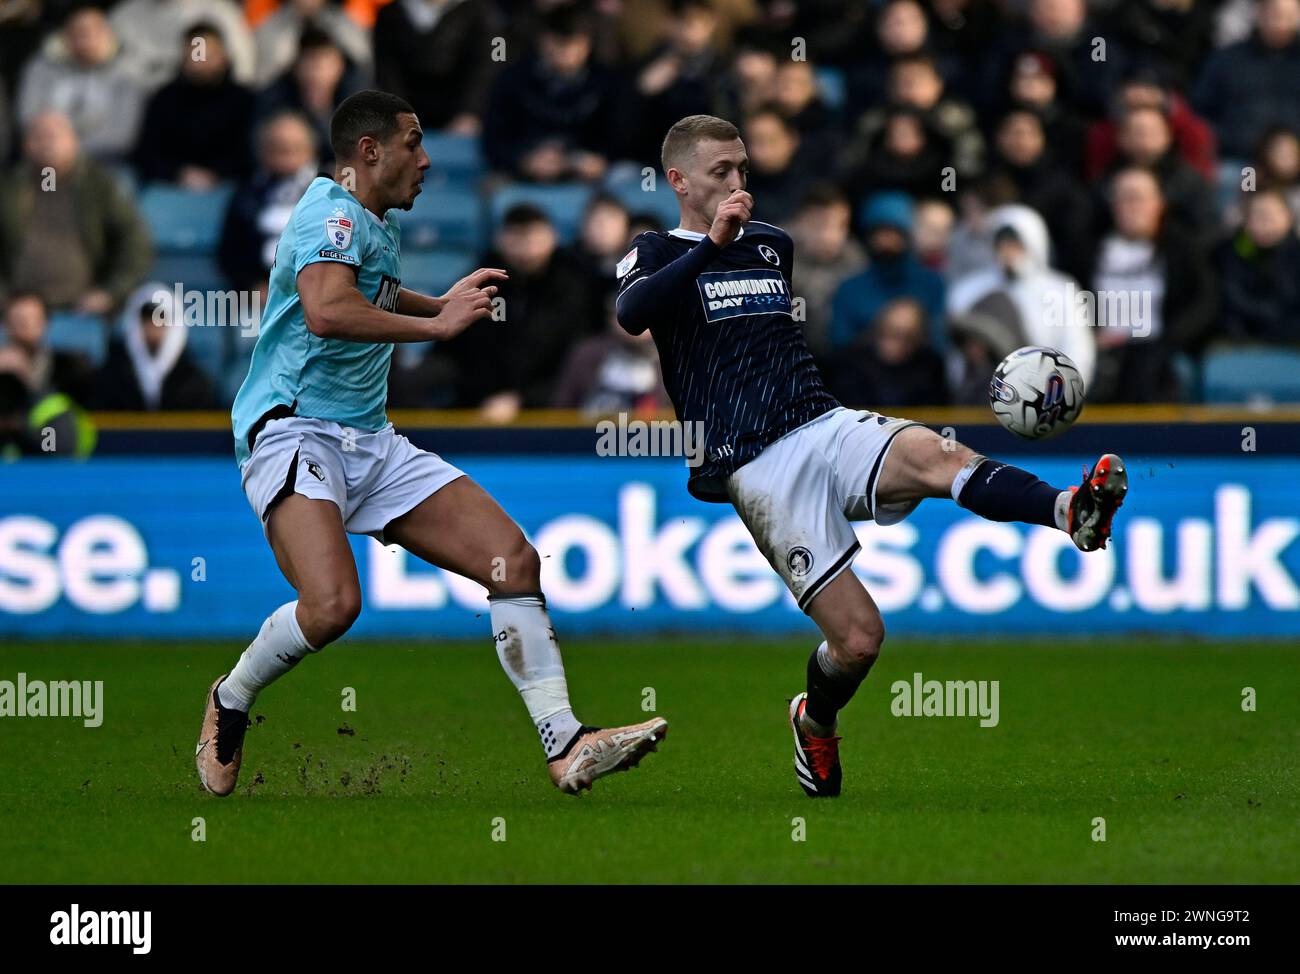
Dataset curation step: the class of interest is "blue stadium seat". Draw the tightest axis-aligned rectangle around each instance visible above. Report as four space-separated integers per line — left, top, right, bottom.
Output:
815 66 847 112
1202 346 1300 404
138 184 235 254
400 187 484 250
149 254 228 295
421 132 485 189
489 183 595 244
601 165 680 231
46 311 109 366
400 249 476 297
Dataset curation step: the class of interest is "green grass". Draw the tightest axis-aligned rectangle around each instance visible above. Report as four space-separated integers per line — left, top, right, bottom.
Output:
0 637 1296 884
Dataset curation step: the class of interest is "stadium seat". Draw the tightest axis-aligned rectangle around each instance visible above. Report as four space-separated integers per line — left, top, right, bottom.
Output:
401 187 484 250
46 311 109 367
149 254 228 295
1202 345 1300 404
601 165 681 230
815 66 847 111
489 183 595 244
400 249 477 297
421 132 485 189
138 184 235 254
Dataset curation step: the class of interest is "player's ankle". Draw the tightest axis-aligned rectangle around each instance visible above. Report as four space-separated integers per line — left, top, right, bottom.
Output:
800 710 836 738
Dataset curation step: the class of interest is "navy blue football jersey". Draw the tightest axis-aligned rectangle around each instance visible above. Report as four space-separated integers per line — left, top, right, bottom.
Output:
615 222 838 502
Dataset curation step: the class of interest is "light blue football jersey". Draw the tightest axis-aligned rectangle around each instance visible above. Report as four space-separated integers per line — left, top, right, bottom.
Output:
232 177 403 466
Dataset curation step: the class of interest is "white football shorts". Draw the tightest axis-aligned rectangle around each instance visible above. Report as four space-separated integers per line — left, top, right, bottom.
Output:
726 406 926 612
240 416 465 543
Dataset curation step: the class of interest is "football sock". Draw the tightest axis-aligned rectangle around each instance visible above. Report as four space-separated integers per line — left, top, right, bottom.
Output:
218 601 318 712
803 642 868 733
954 455 1068 530
488 593 582 760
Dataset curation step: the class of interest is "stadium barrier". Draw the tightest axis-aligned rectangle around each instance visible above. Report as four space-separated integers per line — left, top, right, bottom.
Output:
3 409 1298 639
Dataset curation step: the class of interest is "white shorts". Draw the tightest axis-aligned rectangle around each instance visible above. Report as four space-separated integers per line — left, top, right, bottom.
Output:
240 416 465 544
726 407 926 612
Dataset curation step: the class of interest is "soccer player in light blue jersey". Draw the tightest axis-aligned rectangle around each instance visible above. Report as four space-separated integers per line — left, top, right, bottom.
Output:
197 91 666 798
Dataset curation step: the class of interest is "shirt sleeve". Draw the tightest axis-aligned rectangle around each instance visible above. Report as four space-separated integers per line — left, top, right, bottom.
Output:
293 191 367 275
615 233 721 335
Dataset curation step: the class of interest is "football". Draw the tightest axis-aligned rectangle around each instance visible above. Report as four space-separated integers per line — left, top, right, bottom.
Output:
989 346 1086 440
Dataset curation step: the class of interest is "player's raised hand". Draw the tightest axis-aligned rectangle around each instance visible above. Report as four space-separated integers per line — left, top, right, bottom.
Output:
708 190 753 249
432 286 496 340
444 267 508 300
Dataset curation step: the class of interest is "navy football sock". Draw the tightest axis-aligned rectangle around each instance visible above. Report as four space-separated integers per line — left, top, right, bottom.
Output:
956 457 1062 528
804 643 869 731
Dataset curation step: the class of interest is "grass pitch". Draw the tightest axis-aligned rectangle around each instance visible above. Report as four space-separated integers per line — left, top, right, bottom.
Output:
1 637 1296 884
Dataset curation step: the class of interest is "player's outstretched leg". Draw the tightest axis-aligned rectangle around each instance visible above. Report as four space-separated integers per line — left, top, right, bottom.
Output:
197 495 358 796
384 478 666 795
789 571 886 798
877 428 1128 551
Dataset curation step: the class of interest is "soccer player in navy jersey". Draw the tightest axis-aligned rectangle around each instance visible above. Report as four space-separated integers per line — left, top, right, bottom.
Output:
616 115 1127 797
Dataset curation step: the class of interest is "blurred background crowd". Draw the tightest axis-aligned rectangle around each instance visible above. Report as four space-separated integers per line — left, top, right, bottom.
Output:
2 0 1300 451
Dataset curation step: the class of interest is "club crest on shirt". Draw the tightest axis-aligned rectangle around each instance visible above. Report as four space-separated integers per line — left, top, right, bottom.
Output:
616 246 638 278
325 212 353 250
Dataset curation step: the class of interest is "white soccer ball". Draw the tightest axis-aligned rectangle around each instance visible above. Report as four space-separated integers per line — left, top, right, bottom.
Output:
989 346 1085 440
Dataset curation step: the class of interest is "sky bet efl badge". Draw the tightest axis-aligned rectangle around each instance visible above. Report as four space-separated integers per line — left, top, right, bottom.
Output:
325 212 353 250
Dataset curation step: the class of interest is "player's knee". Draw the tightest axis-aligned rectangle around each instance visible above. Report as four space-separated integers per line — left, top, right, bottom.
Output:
486 534 541 594
301 584 361 645
831 618 885 670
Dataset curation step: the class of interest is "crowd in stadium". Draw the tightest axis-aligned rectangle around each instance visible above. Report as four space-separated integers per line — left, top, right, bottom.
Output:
1 0 1300 444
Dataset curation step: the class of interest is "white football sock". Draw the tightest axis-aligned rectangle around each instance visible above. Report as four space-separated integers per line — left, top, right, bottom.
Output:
489 593 582 759
217 601 317 712
1054 490 1071 531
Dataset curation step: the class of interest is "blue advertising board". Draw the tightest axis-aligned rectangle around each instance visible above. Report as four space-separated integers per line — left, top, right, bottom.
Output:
2 455 1298 638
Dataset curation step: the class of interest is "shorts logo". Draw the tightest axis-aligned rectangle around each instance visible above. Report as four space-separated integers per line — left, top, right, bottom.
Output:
302 457 326 482
325 213 353 250
758 244 780 265
787 546 814 578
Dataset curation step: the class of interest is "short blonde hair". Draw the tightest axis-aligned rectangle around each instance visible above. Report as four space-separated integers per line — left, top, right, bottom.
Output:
661 114 741 173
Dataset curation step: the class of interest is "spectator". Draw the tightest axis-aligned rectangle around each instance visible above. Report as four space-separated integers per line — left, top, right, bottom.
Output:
1107 104 1217 245
1193 0 1300 160
16 6 146 163
110 0 256 89
719 34 778 122
483 6 619 181
826 297 949 407
771 59 842 160
91 284 217 410
623 0 727 166
831 191 946 350
552 297 670 414
1105 0 1217 89
0 112 152 313
569 193 632 334
218 112 319 294
846 0 948 118
888 52 983 176
439 204 595 419
0 77 10 164
1253 126 1300 227
1005 50 1089 176
254 0 372 88
839 105 954 202
1215 189 1300 343
1089 167 1215 401
133 23 256 187
1086 69 1218 183
0 292 94 403
372 0 497 134
255 27 364 166
948 203 1097 388
741 106 814 224
789 184 868 359
985 108 1095 283
981 0 1127 119
946 293 1027 405
913 196 956 272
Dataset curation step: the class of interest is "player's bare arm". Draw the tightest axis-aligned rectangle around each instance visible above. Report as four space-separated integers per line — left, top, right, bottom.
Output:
298 261 496 343
396 267 509 317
